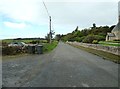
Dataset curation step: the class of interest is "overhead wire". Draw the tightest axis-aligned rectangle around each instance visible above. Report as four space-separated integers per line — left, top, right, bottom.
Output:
42 0 55 34
42 0 50 17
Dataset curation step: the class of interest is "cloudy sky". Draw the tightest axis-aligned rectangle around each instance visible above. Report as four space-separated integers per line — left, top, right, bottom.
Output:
0 0 119 39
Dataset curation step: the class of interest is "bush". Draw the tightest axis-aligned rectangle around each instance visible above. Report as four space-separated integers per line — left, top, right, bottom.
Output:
2 47 17 55
79 36 86 42
82 35 96 43
92 40 98 44
30 40 40 44
113 39 120 41
2 42 8 47
82 35 105 43
95 35 105 41
2 46 27 55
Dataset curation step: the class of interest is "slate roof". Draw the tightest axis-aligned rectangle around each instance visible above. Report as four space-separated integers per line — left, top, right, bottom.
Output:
112 22 120 32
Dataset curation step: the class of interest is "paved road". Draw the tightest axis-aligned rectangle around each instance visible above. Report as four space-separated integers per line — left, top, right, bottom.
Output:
2 42 119 87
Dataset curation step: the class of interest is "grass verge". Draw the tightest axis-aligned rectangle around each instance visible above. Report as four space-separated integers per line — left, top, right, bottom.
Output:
43 41 58 53
68 43 120 64
99 41 120 47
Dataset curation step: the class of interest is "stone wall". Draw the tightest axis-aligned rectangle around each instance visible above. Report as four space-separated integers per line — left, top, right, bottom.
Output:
68 42 120 56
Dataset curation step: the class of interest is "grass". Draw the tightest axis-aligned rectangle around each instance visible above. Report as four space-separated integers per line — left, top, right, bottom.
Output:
43 41 58 53
2 39 32 43
99 41 120 47
2 39 48 44
68 43 120 64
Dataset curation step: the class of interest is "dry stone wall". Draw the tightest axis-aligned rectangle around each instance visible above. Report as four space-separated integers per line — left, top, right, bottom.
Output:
68 42 120 56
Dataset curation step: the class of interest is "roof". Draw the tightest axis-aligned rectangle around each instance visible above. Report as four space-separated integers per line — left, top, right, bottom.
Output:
112 22 120 32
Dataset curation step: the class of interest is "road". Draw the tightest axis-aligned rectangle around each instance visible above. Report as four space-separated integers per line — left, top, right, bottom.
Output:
2 42 119 87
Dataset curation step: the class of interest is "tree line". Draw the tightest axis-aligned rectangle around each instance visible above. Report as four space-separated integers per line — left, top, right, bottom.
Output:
55 24 116 44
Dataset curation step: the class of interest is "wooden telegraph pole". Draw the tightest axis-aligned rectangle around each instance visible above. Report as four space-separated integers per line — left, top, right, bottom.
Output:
49 16 52 43
42 1 52 43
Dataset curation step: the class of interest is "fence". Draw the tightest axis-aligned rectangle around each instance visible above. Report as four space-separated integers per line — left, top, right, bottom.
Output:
68 42 120 56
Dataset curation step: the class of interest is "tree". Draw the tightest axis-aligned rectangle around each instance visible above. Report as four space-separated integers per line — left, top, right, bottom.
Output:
93 23 96 28
55 34 61 41
45 33 50 43
60 24 111 42
82 35 96 43
75 26 79 32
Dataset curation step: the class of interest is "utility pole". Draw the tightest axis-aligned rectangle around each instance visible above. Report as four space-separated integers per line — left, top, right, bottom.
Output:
49 16 52 43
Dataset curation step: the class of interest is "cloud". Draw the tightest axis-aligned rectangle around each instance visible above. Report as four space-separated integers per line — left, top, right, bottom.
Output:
0 0 119 39
0 0 118 27
3 22 26 28
0 0 45 24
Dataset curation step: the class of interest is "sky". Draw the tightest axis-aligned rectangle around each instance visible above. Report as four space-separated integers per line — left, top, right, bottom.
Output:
0 0 119 39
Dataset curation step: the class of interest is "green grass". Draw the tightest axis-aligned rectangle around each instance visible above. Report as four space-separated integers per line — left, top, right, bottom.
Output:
2 39 14 43
99 41 120 47
43 41 58 53
2 39 32 43
2 39 48 44
68 43 120 64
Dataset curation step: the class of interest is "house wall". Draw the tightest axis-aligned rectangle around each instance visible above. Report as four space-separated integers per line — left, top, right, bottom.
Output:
114 31 120 40
108 37 116 41
106 35 109 41
106 34 117 41
118 1 120 22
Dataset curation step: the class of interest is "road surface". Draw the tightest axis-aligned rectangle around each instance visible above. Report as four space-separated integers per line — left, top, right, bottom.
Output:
2 42 119 87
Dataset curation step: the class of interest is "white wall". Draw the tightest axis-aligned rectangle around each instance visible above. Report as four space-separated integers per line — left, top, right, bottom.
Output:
118 1 120 22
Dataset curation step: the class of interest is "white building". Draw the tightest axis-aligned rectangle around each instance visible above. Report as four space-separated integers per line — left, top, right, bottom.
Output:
106 1 120 41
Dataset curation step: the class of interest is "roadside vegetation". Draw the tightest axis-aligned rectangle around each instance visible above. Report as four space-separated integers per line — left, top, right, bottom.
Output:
57 24 119 46
2 39 48 44
69 43 120 64
43 41 58 53
99 41 120 47
55 23 119 47
2 38 58 56
60 24 115 43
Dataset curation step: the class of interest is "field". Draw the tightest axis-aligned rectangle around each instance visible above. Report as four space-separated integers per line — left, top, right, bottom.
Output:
99 41 120 47
2 39 48 44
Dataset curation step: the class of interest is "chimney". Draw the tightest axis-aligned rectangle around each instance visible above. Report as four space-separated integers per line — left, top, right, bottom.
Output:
118 1 120 22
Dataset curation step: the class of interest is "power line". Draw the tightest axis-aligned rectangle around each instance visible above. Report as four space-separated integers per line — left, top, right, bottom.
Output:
42 0 52 43
42 0 50 17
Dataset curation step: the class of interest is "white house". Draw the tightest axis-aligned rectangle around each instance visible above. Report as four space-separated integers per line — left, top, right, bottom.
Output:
106 1 120 41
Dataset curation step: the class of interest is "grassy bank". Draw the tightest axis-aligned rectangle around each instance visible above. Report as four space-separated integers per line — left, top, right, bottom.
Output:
68 43 120 64
99 41 120 47
43 41 58 53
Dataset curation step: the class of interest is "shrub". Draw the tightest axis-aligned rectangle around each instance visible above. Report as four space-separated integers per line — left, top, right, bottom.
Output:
2 42 8 47
82 35 105 43
2 46 27 55
79 36 86 42
82 35 96 43
95 35 105 41
30 40 40 44
113 39 120 41
2 46 17 55
92 40 98 44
